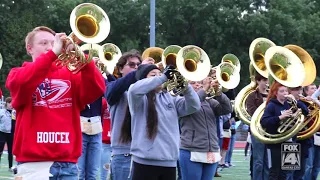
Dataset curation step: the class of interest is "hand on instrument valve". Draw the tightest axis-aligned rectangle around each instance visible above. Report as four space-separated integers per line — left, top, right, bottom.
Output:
52 33 67 56
142 57 155 65
92 57 107 74
202 77 212 92
163 65 177 80
279 110 293 120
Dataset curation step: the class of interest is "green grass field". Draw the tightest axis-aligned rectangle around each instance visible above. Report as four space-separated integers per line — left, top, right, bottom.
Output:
4 148 313 180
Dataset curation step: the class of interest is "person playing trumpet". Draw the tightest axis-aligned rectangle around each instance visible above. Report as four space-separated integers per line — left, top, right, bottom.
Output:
179 77 232 180
6 26 106 179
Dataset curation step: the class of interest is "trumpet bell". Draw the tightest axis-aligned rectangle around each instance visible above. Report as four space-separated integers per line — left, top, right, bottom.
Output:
216 62 240 90
284 45 316 86
221 54 241 73
70 3 110 44
249 38 276 78
176 45 211 81
161 45 182 68
99 43 122 73
265 46 305 87
142 47 164 63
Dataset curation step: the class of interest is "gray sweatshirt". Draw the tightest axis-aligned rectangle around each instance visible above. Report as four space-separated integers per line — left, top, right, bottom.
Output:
180 90 232 152
127 74 201 167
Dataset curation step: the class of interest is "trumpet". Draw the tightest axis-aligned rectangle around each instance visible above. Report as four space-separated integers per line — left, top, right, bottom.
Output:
55 3 110 74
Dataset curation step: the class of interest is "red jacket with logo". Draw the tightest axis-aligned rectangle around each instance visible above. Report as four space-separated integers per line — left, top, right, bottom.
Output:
102 97 111 144
6 50 106 163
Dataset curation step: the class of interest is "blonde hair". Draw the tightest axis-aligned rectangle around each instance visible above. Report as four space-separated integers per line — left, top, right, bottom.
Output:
25 26 55 53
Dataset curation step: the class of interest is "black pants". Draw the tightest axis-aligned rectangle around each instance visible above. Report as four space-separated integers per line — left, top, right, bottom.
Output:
245 142 251 156
268 145 288 180
0 131 13 168
250 145 253 178
132 161 176 180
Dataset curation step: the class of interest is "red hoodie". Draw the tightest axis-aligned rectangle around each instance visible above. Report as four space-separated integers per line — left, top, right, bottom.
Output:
6 50 106 163
101 97 111 144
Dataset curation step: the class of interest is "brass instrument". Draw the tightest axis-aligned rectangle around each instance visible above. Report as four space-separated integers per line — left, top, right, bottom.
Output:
221 53 241 73
235 38 276 125
56 3 110 74
80 43 122 75
168 45 211 96
297 95 320 140
249 38 276 78
250 45 316 144
206 61 240 99
142 47 164 65
160 45 182 70
250 97 305 144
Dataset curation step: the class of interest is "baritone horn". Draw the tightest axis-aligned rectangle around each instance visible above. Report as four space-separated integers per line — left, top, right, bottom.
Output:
56 3 110 74
167 45 211 96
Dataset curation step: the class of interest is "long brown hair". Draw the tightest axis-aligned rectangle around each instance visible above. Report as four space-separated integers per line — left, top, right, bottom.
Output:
266 81 284 104
119 90 159 143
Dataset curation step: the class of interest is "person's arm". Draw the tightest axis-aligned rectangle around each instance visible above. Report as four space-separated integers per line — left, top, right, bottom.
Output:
5 50 57 109
311 89 320 107
105 71 137 106
127 74 167 113
260 103 280 128
297 100 309 116
106 74 116 82
246 93 258 116
174 84 201 118
128 74 167 98
210 93 232 116
77 61 106 108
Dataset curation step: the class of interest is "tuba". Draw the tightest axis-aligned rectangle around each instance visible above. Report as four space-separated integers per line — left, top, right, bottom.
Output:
142 47 164 65
166 45 211 96
250 45 315 144
56 3 110 74
221 53 241 73
235 38 275 125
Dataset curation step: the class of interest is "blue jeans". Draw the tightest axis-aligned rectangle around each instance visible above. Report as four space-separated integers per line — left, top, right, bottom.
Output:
305 145 320 180
50 162 79 180
251 135 269 180
179 149 218 180
111 154 132 180
100 143 112 180
226 134 236 163
17 162 79 180
78 133 102 180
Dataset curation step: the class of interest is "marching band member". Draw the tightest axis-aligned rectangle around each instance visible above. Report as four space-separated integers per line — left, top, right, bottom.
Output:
305 84 320 180
126 64 200 180
6 26 105 179
179 78 232 180
105 50 153 180
261 82 308 180
0 97 13 171
289 86 312 180
246 73 269 180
